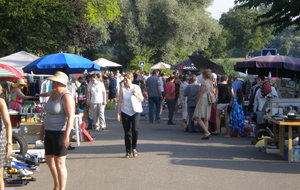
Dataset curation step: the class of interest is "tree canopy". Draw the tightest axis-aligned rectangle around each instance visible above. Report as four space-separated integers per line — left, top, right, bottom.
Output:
0 0 122 56
112 0 221 67
236 0 300 33
219 7 273 58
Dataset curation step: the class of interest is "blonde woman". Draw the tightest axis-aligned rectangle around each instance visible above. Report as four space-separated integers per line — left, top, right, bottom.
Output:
0 84 12 190
193 70 213 140
116 73 144 158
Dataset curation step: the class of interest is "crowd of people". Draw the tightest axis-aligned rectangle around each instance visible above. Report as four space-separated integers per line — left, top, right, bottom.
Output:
71 69 279 141
0 68 280 190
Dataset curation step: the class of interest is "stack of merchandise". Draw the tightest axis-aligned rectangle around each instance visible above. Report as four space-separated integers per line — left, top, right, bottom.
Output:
4 154 44 187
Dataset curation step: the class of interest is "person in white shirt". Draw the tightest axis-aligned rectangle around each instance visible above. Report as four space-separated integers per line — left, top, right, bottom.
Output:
179 75 189 124
116 72 144 158
87 74 107 131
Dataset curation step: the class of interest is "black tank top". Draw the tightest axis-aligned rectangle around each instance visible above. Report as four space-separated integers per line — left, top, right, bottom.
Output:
217 84 231 104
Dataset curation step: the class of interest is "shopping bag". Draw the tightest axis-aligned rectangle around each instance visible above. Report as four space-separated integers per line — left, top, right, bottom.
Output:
131 95 143 113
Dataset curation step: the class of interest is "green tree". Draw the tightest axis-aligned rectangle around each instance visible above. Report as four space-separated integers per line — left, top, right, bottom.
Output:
236 0 300 33
267 28 300 57
0 0 122 56
219 7 273 58
84 0 122 43
112 0 221 68
202 29 230 59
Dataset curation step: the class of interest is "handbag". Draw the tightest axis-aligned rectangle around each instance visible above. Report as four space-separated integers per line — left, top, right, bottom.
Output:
130 85 143 113
131 95 143 113
207 91 216 104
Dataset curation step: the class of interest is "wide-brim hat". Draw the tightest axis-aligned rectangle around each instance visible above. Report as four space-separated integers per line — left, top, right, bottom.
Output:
48 71 69 86
12 78 27 88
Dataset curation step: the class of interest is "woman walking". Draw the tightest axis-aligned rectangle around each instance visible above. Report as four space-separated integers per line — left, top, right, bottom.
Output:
193 70 214 140
40 71 75 190
0 84 12 190
116 73 144 158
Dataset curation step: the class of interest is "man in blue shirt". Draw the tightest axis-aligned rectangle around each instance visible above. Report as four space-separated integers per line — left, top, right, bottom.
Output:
146 70 162 123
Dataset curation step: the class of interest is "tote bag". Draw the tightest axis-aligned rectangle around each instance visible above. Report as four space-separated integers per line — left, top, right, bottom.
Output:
131 85 143 113
131 95 143 113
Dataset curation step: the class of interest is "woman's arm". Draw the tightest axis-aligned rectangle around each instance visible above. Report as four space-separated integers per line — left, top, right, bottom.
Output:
196 84 206 102
230 87 234 105
133 85 144 102
62 94 75 148
102 83 107 105
116 86 123 122
0 98 12 157
15 88 36 99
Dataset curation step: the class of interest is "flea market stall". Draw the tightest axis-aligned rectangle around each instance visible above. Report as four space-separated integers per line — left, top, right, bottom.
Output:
235 55 300 162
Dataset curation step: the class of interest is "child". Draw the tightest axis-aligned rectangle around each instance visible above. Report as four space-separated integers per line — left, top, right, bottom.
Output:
229 88 245 136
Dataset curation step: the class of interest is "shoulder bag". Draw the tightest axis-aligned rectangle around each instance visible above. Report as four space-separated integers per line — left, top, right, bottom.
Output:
131 85 143 113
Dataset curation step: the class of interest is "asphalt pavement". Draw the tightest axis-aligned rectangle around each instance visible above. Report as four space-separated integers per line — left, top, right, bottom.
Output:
14 109 300 190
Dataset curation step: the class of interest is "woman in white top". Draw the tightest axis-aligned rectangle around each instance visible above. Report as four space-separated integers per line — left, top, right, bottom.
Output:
87 74 107 131
116 73 144 158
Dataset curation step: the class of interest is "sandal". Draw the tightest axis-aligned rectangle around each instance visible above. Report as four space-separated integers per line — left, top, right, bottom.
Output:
132 149 138 158
124 153 130 158
211 131 220 136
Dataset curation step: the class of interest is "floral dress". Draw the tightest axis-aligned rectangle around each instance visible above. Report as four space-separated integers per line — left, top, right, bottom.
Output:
0 118 8 168
229 96 245 134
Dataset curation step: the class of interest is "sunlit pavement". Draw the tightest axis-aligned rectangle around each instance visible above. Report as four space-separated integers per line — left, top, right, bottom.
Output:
17 109 300 190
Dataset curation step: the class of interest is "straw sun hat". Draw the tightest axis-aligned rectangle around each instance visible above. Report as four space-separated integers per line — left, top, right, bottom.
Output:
12 78 27 88
48 71 69 86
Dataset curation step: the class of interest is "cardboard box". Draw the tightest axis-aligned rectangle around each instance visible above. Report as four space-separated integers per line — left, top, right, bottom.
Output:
284 146 300 162
19 122 43 135
19 122 43 144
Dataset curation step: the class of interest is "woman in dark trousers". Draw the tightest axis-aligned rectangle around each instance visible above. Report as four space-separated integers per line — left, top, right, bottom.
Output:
116 72 144 158
165 76 177 125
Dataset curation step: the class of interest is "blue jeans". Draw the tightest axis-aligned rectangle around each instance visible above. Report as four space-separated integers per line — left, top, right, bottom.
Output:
188 106 196 132
148 96 161 122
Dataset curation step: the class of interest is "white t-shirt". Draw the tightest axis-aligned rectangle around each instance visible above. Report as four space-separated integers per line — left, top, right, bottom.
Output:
159 77 164 92
88 81 106 104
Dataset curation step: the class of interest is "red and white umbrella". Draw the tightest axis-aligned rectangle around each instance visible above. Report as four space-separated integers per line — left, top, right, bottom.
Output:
0 64 25 82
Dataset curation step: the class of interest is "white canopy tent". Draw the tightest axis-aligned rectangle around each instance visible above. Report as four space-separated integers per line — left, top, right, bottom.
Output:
94 58 122 68
149 62 171 69
0 51 39 75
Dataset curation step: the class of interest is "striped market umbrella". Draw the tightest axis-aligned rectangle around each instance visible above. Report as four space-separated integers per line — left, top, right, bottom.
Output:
0 64 25 82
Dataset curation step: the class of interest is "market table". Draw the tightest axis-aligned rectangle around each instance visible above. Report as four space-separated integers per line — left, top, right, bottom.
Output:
265 116 300 162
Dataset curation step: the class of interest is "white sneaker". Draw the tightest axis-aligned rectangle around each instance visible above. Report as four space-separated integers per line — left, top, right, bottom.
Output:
19 169 33 176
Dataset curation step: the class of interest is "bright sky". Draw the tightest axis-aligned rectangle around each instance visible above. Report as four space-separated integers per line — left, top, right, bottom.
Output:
207 0 236 20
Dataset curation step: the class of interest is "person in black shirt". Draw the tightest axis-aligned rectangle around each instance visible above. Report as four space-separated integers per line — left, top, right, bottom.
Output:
212 75 234 136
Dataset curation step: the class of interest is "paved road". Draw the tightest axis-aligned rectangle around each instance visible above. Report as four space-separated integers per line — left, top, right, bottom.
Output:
14 110 300 190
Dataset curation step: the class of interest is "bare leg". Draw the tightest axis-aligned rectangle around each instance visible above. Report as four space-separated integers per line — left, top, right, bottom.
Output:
0 168 4 190
55 156 67 190
197 119 210 136
46 155 60 190
225 111 230 137
214 109 221 134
